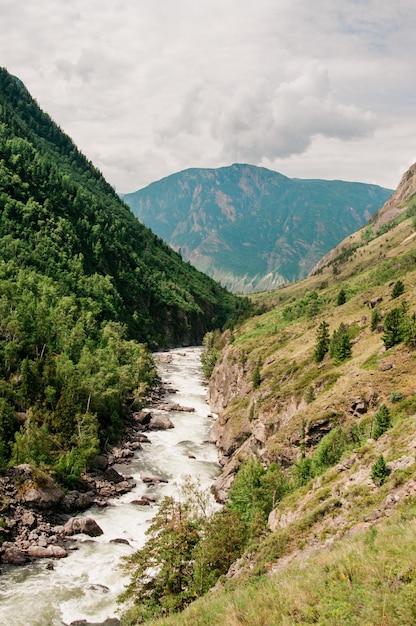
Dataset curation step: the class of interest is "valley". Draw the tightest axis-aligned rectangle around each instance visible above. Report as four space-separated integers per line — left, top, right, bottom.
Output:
0 65 416 625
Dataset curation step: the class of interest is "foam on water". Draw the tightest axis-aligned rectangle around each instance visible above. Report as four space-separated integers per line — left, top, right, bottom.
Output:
0 347 219 626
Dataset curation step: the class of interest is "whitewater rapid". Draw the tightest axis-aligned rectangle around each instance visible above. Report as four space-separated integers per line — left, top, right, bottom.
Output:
0 347 219 626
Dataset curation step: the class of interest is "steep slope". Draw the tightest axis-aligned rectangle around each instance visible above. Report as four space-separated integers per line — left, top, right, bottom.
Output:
0 68 244 347
123 164 392 293
209 161 416 495
312 161 416 274
135 164 416 625
0 67 246 482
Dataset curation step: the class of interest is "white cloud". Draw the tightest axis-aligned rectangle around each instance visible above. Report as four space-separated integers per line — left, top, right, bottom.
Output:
0 0 415 191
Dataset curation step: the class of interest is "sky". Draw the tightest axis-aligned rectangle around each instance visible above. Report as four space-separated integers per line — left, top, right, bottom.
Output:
1 0 415 193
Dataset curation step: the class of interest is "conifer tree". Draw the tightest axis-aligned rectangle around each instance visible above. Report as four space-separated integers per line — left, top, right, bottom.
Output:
372 404 392 440
329 322 352 363
383 307 405 348
371 455 390 485
391 279 405 299
314 320 330 362
120 496 200 620
336 288 347 306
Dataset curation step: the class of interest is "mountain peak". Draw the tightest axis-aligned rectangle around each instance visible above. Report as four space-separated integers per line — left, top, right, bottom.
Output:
123 164 392 293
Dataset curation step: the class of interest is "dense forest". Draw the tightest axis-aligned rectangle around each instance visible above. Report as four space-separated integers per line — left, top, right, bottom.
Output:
0 67 247 483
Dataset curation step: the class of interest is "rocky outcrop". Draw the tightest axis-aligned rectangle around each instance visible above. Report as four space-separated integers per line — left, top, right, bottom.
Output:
370 162 416 230
13 464 64 510
0 458 135 564
208 347 252 413
208 347 308 495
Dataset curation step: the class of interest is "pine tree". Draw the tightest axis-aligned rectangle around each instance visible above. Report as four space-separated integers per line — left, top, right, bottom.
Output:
391 279 405 299
371 455 390 485
372 404 392 439
383 307 405 348
314 320 330 362
120 496 200 620
329 323 352 363
336 288 347 306
371 308 381 331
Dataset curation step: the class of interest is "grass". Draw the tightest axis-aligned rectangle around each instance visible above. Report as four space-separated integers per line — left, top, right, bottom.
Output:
123 206 416 626
139 508 416 626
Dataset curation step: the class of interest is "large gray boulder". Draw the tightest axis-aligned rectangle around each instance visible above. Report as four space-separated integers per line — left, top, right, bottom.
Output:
63 517 103 537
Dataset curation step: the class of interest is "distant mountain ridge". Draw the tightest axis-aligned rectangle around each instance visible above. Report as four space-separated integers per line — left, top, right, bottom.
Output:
123 164 393 293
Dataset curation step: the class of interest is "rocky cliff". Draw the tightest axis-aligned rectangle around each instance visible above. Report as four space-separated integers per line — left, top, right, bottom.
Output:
207 161 416 522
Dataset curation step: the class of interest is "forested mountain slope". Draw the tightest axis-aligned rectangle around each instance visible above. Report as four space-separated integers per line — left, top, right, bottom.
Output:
126 163 416 625
0 67 245 482
123 164 392 293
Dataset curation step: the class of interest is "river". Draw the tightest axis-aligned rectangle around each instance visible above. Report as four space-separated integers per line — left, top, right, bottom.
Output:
0 347 219 626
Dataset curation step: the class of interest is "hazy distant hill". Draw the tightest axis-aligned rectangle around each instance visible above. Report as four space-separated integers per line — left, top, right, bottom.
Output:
123 164 392 293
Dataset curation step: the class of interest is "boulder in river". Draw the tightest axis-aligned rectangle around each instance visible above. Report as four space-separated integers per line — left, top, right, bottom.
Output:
131 498 151 506
27 545 68 559
104 467 125 484
158 403 195 412
140 474 168 484
133 411 174 430
1 546 29 565
63 517 103 537
147 414 174 430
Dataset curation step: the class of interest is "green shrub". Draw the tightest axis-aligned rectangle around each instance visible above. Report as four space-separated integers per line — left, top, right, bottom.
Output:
293 456 313 486
312 426 347 475
389 391 404 403
200 348 220 379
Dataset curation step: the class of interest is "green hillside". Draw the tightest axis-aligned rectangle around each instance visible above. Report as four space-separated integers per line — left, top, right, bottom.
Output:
0 67 245 482
121 164 416 625
123 164 392 293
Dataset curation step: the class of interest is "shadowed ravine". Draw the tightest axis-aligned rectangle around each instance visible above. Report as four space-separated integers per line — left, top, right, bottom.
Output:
0 347 219 626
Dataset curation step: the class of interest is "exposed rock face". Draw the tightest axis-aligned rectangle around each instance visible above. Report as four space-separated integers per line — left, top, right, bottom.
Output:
208 347 252 413
208 347 306 494
371 162 416 230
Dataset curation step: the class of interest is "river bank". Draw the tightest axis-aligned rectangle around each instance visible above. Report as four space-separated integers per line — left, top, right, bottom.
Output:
0 347 219 626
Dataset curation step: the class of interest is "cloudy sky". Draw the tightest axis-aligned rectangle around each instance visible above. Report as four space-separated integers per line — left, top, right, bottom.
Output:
1 0 415 193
